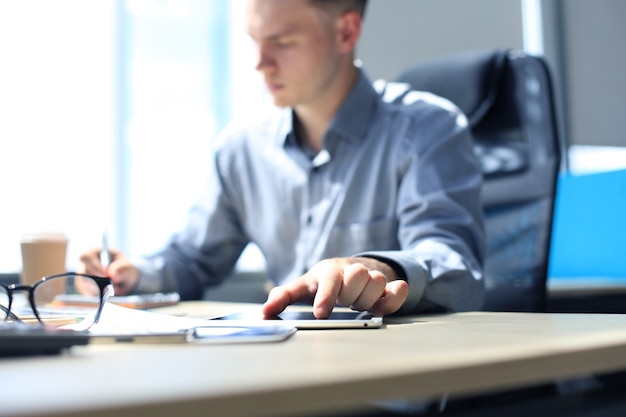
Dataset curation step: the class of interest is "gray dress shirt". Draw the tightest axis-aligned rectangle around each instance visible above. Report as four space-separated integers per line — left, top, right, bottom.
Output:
135 68 486 314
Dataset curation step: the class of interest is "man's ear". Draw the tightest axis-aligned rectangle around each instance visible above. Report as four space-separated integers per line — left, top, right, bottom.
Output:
335 11 362 54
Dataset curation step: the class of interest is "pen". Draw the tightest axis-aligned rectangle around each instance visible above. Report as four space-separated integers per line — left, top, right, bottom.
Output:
100 229 111 269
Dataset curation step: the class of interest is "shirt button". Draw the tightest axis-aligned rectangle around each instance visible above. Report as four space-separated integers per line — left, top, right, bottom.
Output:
306 215 312 224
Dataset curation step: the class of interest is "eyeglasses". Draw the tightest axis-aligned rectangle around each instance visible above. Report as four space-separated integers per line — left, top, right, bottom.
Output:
0 272 113 329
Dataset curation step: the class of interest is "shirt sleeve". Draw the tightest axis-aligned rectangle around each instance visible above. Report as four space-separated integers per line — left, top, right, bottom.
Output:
359 102 486 314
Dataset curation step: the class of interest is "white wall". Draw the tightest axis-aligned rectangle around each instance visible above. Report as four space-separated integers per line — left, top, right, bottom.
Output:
358 0 626 149
558 0 626 147
358 0 524 81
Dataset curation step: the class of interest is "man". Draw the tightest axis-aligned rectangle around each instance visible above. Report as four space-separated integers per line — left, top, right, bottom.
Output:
80 0 485 318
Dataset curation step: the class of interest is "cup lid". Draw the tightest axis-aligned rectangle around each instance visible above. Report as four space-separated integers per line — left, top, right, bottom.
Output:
20 232 68 243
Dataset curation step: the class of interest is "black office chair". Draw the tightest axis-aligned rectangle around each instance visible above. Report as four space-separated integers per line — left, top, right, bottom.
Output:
377 49 561 312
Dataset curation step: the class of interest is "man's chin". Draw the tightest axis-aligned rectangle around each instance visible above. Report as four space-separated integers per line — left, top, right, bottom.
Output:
271 100 292 109
267 93 293 108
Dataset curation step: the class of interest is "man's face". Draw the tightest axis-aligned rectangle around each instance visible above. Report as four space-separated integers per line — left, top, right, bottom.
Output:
245 0 343 108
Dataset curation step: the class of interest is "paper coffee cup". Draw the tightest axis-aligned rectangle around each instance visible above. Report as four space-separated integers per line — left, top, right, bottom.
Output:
20 232 68 286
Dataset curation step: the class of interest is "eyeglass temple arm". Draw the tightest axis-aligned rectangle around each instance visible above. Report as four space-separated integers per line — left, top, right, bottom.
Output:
93 276 113 294
1 304 26 324
92 276 114 325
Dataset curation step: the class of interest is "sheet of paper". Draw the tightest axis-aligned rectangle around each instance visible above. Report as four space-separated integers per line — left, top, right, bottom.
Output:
63 303 296 345
66 302 210 335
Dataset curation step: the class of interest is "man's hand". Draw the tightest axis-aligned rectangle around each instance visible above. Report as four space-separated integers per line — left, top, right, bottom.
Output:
262 257 409 318
78 247 139 296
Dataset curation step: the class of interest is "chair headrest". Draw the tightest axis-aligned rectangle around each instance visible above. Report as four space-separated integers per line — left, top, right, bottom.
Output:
396 49 509 126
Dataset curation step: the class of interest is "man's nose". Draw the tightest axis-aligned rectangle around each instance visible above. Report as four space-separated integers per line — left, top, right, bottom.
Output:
254 44 275 72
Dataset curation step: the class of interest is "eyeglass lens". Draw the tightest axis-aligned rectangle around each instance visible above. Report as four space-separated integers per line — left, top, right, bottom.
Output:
0 274 107 329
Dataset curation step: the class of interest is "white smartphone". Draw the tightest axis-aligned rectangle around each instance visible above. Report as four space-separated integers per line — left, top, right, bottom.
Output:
90 325 297 344
210 310 384 329
190 325 297 344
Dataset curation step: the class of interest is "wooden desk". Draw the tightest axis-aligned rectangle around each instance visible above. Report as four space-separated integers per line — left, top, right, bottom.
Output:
3 302 626 417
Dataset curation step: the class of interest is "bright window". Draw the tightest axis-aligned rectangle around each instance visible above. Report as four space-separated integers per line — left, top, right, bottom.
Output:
0 1 116 273
0 0 267 274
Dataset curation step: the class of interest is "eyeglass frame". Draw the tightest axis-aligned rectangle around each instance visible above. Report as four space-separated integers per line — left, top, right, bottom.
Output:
0 272 113 327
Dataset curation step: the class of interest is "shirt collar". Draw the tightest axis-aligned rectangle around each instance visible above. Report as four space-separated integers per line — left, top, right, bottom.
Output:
276 67 379 148
328 67 378 144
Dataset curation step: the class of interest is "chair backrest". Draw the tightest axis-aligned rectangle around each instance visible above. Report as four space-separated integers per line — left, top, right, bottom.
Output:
379 49 561 311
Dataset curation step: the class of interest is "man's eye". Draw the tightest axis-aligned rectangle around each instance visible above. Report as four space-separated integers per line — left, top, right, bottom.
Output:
275 39 294 48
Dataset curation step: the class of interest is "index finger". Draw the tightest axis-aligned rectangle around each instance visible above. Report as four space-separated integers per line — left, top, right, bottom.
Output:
79 247 106 276
311 264 343 319
261 278 317 317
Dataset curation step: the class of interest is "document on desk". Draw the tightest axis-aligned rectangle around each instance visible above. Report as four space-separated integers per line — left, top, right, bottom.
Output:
67 303 296 344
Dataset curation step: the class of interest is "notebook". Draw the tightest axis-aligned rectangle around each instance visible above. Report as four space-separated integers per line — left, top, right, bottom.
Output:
53 292 180 309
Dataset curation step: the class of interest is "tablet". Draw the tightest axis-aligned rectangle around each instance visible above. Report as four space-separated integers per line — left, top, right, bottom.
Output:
210 310 383 329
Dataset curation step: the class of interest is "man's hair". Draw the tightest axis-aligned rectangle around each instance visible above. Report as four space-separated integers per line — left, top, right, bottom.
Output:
309 0 368 18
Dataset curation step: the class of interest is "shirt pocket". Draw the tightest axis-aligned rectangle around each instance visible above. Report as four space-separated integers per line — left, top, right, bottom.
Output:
323 217 399 257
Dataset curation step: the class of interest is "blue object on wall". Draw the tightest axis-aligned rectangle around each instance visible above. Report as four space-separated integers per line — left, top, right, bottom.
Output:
549 169 626 278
